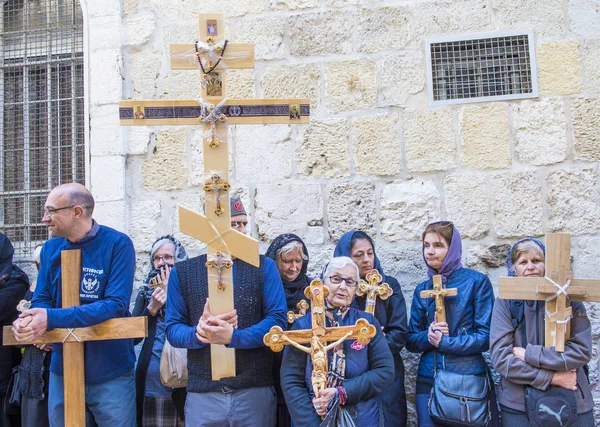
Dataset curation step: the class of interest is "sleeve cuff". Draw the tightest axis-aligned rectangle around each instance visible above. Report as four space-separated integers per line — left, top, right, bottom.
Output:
531 367 553 390
524 344 542 368
227 328 241 348
46 308 57 331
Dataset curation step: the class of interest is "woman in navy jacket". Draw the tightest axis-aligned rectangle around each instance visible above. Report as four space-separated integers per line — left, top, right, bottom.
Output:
281 256 394 427
407 221 495 426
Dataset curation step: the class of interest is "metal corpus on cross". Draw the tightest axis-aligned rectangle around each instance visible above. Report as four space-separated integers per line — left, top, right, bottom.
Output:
357 269 393 315
119 13 310 380
3 250 147 426
498 233 600 352
420 274 457 324
264 280 376 400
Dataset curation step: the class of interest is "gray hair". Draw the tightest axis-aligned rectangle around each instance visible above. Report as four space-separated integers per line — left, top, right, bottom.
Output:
322 256 359 281
69 190 95 217
276 241 308 261
511 240 545 272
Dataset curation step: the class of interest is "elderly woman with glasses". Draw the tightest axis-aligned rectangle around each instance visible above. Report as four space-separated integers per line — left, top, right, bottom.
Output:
280 256 394 427
132 235 188 427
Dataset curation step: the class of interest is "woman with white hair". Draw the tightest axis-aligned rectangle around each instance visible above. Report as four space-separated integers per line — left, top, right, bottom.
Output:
280 256 394 427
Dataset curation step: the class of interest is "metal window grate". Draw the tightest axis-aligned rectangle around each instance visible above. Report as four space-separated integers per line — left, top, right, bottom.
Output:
0 0 85 256
426 31 538 105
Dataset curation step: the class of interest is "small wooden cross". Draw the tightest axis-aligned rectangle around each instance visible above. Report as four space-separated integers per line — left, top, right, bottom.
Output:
499 233 600 352
3 250 147 426
356 269 393 315
264 280 376 399
287 299 309 324
420 275 457 323
120 13 310 380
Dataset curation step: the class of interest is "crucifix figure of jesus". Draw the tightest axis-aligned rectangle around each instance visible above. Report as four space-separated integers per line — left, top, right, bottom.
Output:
498 233 600 352
356 269 393 315
420 275 457 323
120 13 310 380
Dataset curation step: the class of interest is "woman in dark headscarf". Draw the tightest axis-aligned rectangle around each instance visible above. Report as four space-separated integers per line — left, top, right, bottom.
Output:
266 233 312 427
333 230 408 427
132 235 188 427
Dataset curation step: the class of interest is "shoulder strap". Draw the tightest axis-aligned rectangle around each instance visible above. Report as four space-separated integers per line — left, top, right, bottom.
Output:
509 300 527 345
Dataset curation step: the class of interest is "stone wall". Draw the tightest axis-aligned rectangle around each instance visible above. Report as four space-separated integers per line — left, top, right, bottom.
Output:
87 0 600 423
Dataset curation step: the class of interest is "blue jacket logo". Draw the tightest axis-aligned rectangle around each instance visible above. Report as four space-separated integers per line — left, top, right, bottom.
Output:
81 273 100 294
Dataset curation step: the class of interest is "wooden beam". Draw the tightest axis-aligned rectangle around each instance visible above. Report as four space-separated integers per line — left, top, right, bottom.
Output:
170 43 255 70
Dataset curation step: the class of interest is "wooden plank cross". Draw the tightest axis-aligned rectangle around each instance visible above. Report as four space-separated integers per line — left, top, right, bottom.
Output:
119 13 310 380
356 269 393 315
287 299 309 324
3 250 147 426
264 280 376 399
498 233 600 352
420 274 457 323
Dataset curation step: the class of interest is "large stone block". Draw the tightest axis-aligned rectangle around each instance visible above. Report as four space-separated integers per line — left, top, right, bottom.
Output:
87 0 120 18
129 46 161 99
460 104 510 169
547 168 600 235
182 0 269 17
404 108 455 172
353 114 401 177
226 69 255 99
582 39 600 93
512 99 567 166
164 22 201 47
169 192 208 252
491 171 544 238
90 156 126 202
142 0 182 20
270 0 319 10
255 183 324 245
236 125 293 182
88 15 121 52
90 49 122 105
160 70 201 100
380 180 441 242
124 14 157 47
378 52 425 107
142 129 188 191
413 0 490 43
261 64 320 110
572 98 600 161
574 237 600 280
94 200 126 232
326 60 376 113
377 242 427 284
537 40 584 96
493 0 564 36
124 0 138 14
126 127 153 156
327 182 377 241
233 17 285 60
129 200 162 251
568 0 600 37
357 7 411 54
444 173 489 239
297 119 350 178
288 11 356 57
90 104 125 156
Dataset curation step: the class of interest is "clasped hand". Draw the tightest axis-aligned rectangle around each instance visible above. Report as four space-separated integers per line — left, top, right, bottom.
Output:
512 346 577 391
195 298 238 345
11 308 48 343
312 387 336 417
428 319 449 348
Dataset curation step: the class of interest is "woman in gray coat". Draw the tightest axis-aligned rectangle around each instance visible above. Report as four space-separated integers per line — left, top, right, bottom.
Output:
489 238 594 426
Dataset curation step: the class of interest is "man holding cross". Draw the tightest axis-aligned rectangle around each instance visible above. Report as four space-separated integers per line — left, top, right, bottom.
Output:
165 196 287 427
11 183 137 427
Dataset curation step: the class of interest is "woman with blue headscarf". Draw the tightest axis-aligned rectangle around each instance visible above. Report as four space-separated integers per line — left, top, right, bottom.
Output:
490 238 594 426
407 221 495 426
334 230 408 427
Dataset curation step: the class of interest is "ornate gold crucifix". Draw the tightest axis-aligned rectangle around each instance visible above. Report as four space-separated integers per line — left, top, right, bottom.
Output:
420 274 457 323
287 299 309 324
356 269 393 315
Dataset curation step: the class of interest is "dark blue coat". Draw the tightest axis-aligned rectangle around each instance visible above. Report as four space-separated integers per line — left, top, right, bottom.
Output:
406 267 494 378
281 308 394 427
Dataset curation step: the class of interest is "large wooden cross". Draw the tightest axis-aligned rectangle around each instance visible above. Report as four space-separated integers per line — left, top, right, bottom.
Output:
356 269 393 315
499 233 600 352
3 250 147 426
119 13 310 380
420 274 457 323
264 280 376 398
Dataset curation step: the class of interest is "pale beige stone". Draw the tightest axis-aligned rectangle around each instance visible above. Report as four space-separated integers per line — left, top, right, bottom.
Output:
326 61 376 113
493 0 564 36
491 172 544 238
353 114 401 177
236 125 292 182
568 0 600 37
574 237 600 279
130 46 161 99
164 23 202 47
261 64 320 109
90 156 126 202
94 201 126 232
327 182 377 241
357 7 411 53
444 173 489 239
537 40 584 96
270 0 319 10
126 128 153 156
512 99 567 166
170 192 208 252
124 0 138 14
89 104 124 156
142 129 188 191
380 180 441 241
378 52 425 107
297 119 350 178
125 14 156 47
88 15 121 52
87 0 120 18
288 11 356 56
582 39 600 92
181 0 269 17
160 70 201 100
572 98 600 161
143 0 181 20
460 104 510 169
404 108 455 172
130 200 162 251
233 17 285 60
90 49 122 105
548 168 600 235
226 69 255 99
377 243 427 280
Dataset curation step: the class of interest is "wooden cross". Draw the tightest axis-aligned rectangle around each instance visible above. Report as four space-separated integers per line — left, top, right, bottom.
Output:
3 250 147 426
264 280 376 399
356 269 393 315
498 233 600 352
287 299 309 324
119 13 310 380
420 274 457 323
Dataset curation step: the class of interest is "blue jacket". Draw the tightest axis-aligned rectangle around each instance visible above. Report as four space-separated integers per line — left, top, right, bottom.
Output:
406 267 494 378
32 225 136 384
281 308 394 427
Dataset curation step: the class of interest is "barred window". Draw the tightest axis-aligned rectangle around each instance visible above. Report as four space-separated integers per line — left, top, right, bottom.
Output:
0 0 85 256
426 30 538 106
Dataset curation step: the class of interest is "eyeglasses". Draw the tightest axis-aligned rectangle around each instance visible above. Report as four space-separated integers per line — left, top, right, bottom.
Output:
153 255 174 264
231 221 248 230
43 205 75 217
327 276 358 288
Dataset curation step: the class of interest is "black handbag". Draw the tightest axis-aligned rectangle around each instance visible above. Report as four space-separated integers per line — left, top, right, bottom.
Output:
524 386 578 427
429 352 491 427
4 366 22 416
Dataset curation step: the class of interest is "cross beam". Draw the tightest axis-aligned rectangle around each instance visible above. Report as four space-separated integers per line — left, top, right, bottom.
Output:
420 275 457 323
356 269 393 315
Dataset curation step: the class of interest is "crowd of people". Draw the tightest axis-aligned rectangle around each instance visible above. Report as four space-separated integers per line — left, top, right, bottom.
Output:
1 182 595 427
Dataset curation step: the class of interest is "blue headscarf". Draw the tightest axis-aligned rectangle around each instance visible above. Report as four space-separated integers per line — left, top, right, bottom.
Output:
333 230 383 276
505 237 545 277
423 222 463 284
